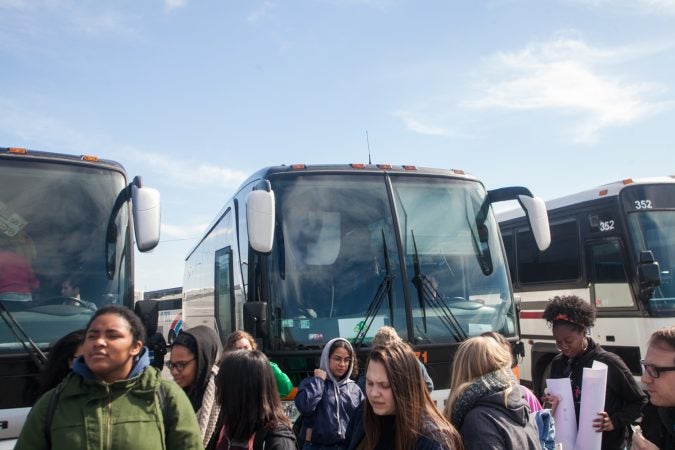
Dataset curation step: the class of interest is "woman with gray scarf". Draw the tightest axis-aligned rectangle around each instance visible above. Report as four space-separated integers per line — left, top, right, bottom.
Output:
295 338 364 450
444 336 539 450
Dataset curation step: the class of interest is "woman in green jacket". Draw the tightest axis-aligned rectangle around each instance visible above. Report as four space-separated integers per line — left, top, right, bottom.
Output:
15 305 203 450
224 330 293 398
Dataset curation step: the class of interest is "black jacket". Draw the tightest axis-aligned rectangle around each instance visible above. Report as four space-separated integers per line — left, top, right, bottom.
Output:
550 338 647 450
458 387 540 450
641 402 675 450
345 405 455 450
206 424 296 450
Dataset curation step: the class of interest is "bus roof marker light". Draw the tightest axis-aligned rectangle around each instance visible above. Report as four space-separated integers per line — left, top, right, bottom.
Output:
402 165 417 171
622 178 634 185
291 164 306 170
377 164 392 170
598 189 609 197
452 169 466 175
8 147 27 154
81 155 99 162
351 163 366 169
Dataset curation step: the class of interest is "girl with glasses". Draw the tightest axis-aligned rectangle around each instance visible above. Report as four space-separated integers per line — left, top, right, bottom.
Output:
170 326 223 447
295 338 364 450
541 295 646 449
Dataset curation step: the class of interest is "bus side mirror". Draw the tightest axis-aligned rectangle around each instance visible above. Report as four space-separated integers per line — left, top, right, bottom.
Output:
247 189 275 254
638 251 661 299
243 301 269 341
131 177 161 252
518 195 550 251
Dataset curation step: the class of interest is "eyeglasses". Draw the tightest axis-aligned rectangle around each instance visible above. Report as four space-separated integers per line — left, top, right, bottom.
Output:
330 356 352 365
641 360 675 378
167 358 195 372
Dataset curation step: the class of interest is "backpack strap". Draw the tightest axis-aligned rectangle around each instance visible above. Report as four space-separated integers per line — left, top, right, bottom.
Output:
252 426 269 450
156 381 171 442
45 382 65 448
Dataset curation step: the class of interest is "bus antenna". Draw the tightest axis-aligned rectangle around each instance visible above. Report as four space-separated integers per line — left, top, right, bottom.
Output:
366 130 371 165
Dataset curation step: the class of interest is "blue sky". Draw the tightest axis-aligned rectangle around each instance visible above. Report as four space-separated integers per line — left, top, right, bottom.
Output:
1 0 674 292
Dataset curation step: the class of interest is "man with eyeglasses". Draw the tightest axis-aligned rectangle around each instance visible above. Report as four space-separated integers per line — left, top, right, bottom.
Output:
633 326 675 450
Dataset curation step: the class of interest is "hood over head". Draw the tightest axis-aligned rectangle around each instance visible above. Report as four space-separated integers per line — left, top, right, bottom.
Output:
173 325 222 411
475 385 532 426
319 337 355 386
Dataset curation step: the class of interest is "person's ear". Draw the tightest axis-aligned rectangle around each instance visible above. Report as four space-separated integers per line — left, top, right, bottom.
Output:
130 339 143 356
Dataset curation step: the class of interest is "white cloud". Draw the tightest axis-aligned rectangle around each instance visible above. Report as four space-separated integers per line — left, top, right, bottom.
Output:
161 222 208 239
393 111 449 136
247 1 276 22
464 36 672 143
0 98 92 149
129 150 248 190
164 0 188 12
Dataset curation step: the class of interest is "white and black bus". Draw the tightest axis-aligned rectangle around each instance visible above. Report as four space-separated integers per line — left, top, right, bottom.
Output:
0 147 160 447
183 163 550 410
498 176 674 396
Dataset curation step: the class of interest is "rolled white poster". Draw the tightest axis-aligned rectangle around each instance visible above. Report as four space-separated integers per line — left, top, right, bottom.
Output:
546 377 577 450
575 360 608 450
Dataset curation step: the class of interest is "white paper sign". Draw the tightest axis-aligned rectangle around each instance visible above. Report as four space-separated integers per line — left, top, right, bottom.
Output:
547 377 577 450
575 361 608 450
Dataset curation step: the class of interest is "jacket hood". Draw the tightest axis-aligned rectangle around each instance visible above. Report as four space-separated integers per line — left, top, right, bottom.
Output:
176 325 222 411
320 337 355 386
475 385 531 426
71 346 151 381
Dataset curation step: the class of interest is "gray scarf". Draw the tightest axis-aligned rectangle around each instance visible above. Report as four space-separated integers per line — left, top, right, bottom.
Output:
451 369 515 428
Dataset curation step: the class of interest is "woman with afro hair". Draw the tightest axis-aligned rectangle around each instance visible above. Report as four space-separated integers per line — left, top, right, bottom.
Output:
541 295 646 449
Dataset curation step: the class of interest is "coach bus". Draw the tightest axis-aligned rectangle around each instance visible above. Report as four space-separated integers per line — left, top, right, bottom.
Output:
498 176 674 397
182 163 550 410
143 287 183 344
0 147 160 448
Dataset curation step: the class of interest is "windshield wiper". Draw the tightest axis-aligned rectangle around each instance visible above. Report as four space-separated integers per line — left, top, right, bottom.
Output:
465 197 493 275
410 230 467 342
0 301 47 370
353 230 394 350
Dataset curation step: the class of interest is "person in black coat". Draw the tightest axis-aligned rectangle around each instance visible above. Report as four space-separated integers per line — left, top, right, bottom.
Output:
632 326 675 450
206 350 296 450
541 295 646 450
444 336 539 450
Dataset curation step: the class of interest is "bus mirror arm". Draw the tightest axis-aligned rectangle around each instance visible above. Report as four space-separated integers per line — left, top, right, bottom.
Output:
637 251 661 300
487 187 551 252
244 302 269 341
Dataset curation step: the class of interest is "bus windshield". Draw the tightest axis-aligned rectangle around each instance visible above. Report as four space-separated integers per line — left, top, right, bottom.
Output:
0 159 131 351
268 173 514 350
627 210 675 316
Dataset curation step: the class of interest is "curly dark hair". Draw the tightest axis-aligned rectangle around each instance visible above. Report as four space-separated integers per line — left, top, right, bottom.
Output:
542 295 595 331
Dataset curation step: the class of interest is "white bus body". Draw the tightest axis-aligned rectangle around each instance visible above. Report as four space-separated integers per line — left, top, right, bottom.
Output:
498 176 675 396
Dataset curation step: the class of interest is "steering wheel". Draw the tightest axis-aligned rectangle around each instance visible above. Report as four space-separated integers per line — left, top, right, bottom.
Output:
41 296 96 310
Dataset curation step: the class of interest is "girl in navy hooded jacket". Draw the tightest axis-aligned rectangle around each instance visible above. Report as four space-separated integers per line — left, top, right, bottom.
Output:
295 337 364 450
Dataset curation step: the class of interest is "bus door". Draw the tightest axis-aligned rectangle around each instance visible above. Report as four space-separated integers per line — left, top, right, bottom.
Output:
586 238 635 310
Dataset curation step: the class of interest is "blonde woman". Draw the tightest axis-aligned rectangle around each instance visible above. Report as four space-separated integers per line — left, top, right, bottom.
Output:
444 336 539 450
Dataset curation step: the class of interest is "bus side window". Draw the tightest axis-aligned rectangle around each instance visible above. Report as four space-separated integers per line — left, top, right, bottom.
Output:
588 241 634 308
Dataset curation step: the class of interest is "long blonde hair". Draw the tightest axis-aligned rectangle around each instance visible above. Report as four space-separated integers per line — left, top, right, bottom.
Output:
360 342 463 450
443 336 513 418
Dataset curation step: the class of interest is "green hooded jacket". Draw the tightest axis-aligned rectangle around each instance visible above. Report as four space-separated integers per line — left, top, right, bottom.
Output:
15 365 203 450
